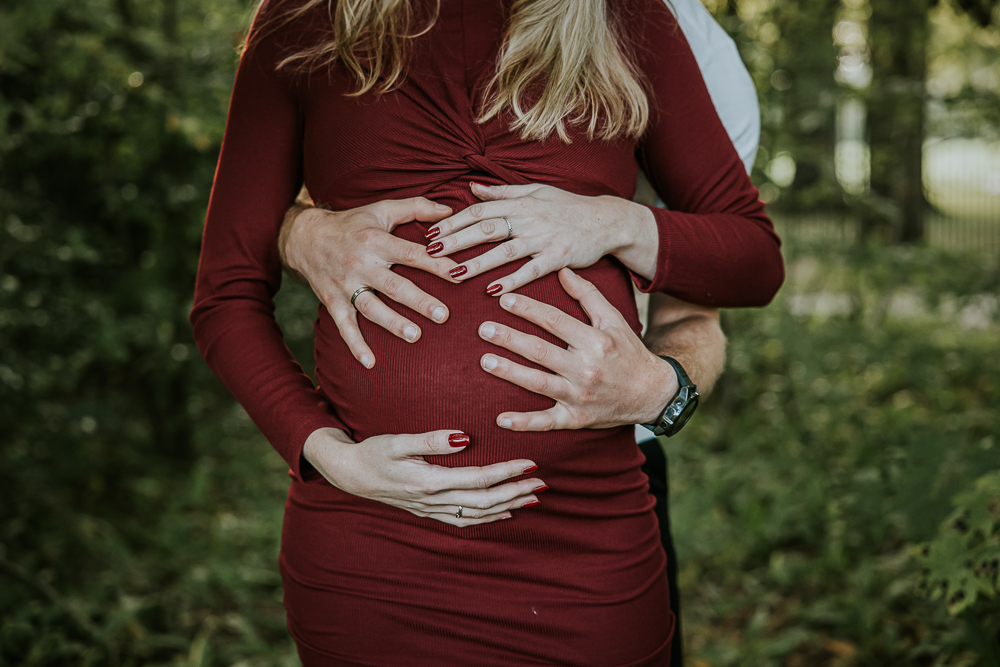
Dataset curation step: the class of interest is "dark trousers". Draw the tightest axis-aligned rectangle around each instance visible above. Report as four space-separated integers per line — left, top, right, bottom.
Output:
638 439 682 667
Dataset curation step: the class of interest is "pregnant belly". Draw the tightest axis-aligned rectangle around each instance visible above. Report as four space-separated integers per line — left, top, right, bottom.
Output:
312 213 647 493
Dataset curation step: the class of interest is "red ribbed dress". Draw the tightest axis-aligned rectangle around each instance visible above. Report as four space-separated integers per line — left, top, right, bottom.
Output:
191 0 782 664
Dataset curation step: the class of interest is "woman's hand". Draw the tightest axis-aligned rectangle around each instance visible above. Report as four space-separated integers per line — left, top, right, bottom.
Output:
478 268 677 431
302 428 546 527
281 198 459 368
425 182 659 296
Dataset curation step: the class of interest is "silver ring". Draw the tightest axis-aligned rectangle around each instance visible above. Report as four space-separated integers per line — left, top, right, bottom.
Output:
350 286 375 309
503 216 512 241
455 506 464 519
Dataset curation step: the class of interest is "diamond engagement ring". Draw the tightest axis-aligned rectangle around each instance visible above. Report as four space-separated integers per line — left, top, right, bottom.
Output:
455 506 464 519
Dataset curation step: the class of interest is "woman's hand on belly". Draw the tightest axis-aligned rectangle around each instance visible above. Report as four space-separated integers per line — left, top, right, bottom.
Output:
426 182 658 296
302 427 546 527
477 269 678 432
280 197 459 368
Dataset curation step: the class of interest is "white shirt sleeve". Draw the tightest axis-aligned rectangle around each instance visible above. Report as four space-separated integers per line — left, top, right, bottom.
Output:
634 1 760 446
662 0 760 175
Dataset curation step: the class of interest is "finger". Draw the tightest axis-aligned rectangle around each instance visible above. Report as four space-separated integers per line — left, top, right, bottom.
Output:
409 507 512 528
430 477 547 514
432 217 512 261
392 430 472 458
433 457 539 490
480 353 569 401
484 257 558 295
352 289 422 343
373 267 449 324
384 236 461 282
557 268 625 329
496 292 590 347
478 321 572 373
329 306 376 369
496 408 569 432
470 181 545 201
448 238 533 281
428 200 512 240
376 197 453 232
426 493 541 520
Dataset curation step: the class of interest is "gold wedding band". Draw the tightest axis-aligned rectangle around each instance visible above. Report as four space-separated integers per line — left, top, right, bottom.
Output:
455 506 464 519
350 286 375 309
503 217 513 241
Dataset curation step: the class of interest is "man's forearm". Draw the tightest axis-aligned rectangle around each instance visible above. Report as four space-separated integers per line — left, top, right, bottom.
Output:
642 292 726 397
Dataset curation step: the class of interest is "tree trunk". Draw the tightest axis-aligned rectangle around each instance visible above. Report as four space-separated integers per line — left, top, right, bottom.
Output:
865 0 929 244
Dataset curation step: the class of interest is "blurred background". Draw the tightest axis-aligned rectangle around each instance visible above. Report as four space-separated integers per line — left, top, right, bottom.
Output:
1 0 998 665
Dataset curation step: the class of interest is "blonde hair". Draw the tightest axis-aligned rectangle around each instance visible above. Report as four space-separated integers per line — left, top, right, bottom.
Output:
249 0 649 142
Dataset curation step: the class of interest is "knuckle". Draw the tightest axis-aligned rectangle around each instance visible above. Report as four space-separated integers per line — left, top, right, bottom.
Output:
381 275 403 297
399 243 421 264
501 241 519 259
343 254 364 271
596 334 615 356
525 262 541 279
530 342 548 362
580 365 602 387
542 310 563 330
356 227 379 244
474 471 493 490
479 219 496 236
469 203 486 219
528 373 549 394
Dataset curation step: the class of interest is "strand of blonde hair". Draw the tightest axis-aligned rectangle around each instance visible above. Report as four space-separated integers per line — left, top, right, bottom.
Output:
247 0 649 142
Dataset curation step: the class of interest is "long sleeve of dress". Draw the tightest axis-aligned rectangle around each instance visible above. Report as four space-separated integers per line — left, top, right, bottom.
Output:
631 0 784 307
190 6 347 479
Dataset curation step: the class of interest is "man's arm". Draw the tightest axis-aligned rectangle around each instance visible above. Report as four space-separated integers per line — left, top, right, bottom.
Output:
643 292 726 398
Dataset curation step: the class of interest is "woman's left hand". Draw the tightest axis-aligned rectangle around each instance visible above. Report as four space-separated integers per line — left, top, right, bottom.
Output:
426 182 658 295
477 268 677 431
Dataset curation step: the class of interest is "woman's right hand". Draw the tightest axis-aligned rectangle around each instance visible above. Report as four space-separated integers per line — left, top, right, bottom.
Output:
303 428 545 527
280 198 459 369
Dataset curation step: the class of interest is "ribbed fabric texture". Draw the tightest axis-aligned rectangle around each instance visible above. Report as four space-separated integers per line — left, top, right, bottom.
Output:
190 0 783 664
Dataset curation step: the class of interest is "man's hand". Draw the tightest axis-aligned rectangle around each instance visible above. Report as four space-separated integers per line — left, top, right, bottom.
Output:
477 268 678 431
302 428 546 527
280 198 459 368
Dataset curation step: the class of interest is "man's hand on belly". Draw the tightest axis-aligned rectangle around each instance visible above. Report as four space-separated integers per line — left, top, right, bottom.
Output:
477 268 678 431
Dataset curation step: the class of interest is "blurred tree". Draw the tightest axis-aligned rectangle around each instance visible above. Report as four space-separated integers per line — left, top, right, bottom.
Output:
864 0 997 243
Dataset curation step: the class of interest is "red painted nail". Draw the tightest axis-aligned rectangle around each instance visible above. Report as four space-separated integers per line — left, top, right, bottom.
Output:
521 499 541 508
532 484 549 494
486 284 502 296
470 181 481 188
425 227 440 241
449 265 468 278
427 242 444 255
522 465 538 474
448 433 470 447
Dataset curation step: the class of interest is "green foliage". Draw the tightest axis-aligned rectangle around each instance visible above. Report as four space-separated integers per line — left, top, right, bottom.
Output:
671 244 1000 665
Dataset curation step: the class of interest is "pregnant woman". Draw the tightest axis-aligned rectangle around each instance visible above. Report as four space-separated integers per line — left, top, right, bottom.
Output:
191 0 783 664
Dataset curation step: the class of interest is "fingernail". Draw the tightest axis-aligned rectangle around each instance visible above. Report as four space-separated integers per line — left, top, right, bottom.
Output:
449 265 467 279
403 326 418 341
470 181 481 188
521 499 541 508
522 464 538 474
532 484 549 493
500 514 512 520
360 355 372 368
425 227 441 240
432 306 447 322
448 433 470 447
482 356 498 371
486 284 502 296
499 294 516 308
434 204 450 212
427 242 443 255
479 322 496 339
499 418 512 428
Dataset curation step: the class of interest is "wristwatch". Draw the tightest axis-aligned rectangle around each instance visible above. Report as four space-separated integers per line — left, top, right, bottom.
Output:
641 356 699 438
